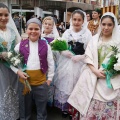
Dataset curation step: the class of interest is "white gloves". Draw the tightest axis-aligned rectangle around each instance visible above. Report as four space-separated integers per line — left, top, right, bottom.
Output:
71 55 85 63
61 50 74 58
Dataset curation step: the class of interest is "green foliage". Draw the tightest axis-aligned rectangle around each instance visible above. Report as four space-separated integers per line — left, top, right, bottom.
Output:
107 55 118 70
111 46 118 54
50 39 68 51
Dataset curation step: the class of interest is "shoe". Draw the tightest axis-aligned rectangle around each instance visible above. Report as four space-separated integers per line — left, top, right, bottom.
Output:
69 114 72 120
62 111 68 118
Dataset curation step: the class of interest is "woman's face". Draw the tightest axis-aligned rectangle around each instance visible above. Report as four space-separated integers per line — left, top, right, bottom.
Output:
92 11 100 19
43 19 54 34
101 17 114 37
26 23 41 42
72 13 84 32
0 8 9 28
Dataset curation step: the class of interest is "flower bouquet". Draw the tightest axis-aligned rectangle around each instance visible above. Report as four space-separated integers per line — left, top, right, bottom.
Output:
50 37 75 54
50 37 68 51
102 46 120 88
0 42 31 94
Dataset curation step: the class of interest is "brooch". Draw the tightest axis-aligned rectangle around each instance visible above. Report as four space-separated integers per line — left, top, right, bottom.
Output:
2 41 8 47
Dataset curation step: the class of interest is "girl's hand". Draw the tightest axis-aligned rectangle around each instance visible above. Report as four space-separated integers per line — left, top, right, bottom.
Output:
61 50 73 58
71 55 84 63
17 70 28 80
93 69 106 79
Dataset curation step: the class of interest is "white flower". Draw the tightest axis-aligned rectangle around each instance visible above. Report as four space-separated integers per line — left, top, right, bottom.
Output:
14 59 21 66
7 52 12 58
116 53 120 58
117 58 120 63
114 63 120 71
10 57 16 62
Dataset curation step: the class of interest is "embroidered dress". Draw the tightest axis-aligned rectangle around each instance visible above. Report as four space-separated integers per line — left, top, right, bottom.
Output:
88 19 100 35
0 27 19 120
80 38 120 120
54 29 91 111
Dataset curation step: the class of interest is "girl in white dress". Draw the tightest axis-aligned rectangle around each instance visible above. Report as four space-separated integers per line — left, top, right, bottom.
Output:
54 9 92 117
68 12 120 120
41 16 59 43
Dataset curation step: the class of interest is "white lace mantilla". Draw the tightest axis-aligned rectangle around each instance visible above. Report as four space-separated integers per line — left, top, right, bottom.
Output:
0 86 19 120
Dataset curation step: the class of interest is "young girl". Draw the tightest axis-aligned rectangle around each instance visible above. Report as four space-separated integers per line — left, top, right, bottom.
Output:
41 16 59 43
41 16 59 107
0 3 20 119
15 18 54 120
54 10 92 117
68 12 120 120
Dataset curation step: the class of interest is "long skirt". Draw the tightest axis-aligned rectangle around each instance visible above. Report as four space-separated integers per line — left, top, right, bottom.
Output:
69 98 120 120
0 63 19 120
54 88 69 111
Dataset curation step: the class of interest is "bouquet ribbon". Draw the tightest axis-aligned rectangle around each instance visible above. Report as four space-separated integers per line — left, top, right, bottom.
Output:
102 64 113 89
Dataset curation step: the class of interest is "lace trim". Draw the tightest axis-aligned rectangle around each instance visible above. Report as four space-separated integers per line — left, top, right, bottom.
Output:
0 86 19 120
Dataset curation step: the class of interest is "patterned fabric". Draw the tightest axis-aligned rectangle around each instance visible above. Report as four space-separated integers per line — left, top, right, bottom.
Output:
88 20 99 35
54 88 69 111
0 27 19 119
0 86 19 120
0 63 19 120
80 97 120 120
69 104 79 120
54 100 69 112
69 96 120 120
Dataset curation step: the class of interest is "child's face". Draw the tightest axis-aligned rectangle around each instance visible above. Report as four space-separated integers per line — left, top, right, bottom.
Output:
0 8 9 28
26 23 41 42
43 19 54 34
72 13 84 32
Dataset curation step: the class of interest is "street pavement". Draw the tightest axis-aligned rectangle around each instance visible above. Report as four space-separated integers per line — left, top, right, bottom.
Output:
31 106 70 120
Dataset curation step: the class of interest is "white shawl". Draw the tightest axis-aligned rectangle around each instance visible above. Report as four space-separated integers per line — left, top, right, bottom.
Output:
68 34 120 116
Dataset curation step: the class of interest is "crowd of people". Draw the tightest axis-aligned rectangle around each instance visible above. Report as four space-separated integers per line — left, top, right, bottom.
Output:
1 2 120 120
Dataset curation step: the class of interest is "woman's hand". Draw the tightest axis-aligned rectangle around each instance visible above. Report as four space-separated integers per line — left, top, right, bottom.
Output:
17 70 28 80
61 50 73 58
93 69 106 79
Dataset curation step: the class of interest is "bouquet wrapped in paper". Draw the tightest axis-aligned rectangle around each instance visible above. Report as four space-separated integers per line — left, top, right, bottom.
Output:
102 46 120 88
50 37 68 51
50 37 75 55
0 42 31 95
